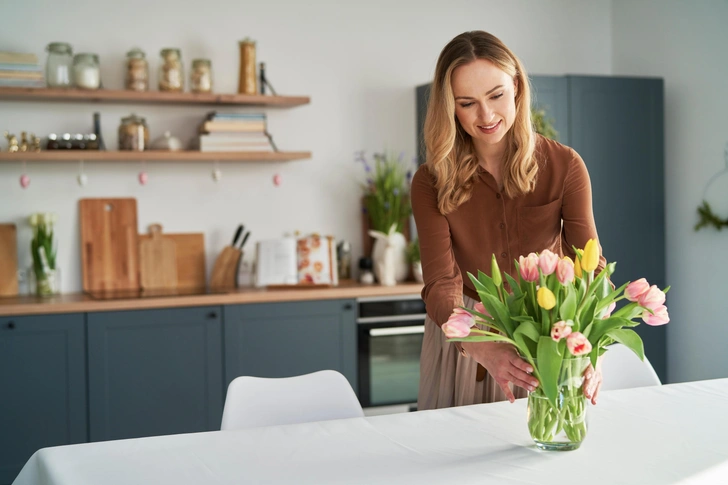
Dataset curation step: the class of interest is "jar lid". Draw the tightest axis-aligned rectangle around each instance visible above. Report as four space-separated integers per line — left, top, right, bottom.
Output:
48 134 57 140
121 114 146 124
47 42 72 53
160 48 181 57
126 47 146 59
191 59 211 68
74 53 99 63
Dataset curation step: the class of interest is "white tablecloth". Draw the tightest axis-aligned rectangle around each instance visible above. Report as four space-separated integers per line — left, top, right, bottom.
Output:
13 378 728 485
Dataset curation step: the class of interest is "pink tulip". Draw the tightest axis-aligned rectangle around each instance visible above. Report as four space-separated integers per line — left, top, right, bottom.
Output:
538 250 560 276
638 285 666 311
556 258 575 285
642 305 669 326
566 332 592 356
602 301 616 319
519 253 540 282
442 311 475 338
453 307 473 316
551 320 573 342
473 302 490 317
625 278 650 302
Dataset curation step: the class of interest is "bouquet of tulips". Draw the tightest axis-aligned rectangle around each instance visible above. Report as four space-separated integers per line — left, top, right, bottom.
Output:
442 239 669 449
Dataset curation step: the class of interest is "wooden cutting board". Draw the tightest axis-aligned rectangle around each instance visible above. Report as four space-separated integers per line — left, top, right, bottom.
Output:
79 198 139 292
0 224 18 296
138 232 206 289
139 224 177 290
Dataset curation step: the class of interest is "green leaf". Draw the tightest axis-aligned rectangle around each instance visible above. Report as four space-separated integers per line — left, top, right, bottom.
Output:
605 329 645 361
587 316 634 347
468 272 489 294
514 319 540 342
576 296 598 333
479 292 515 338
559 287 577 321
537 336 563 408
507 293 525 317
504 273 522 298
477 270 499 296
447 335 514 344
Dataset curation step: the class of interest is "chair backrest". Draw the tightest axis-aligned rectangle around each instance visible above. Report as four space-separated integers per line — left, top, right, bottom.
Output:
599 343 662 391
220 370 365 431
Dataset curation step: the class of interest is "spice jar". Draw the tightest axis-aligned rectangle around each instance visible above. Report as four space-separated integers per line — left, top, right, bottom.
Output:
125 48 148 91
73 53 101 90
237 38 257 95
190 59 212 93
45 42 73 88
159 48 183 92
118 114 149 151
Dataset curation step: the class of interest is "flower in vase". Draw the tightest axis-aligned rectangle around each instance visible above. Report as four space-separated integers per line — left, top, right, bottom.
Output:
538 250 559 275
556 257 574 285
637 285 666 311
537 287 556 310
443 309 475 338
519 253 539 282
642 305 670 326
566 332 592 356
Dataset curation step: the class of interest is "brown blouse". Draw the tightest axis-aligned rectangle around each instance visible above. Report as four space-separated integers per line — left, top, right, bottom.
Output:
411 135 607 326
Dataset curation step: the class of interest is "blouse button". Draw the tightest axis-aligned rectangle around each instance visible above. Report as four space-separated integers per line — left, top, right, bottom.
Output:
496 193 502 199
501 252 507 258
499 223 505 229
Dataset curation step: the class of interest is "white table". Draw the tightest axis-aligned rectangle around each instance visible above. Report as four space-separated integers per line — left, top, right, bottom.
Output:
13 378 728 485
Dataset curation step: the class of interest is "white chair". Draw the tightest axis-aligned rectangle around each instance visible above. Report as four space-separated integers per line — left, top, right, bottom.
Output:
599 343 662 391
220 370 364 430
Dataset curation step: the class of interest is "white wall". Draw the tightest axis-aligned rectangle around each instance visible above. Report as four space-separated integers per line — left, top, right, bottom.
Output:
0 0 613 293
612 0 728 383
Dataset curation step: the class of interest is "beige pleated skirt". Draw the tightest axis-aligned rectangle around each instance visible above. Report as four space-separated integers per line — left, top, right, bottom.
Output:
417 294 528 410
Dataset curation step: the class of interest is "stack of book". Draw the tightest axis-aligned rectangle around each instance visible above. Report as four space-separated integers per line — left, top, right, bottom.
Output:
0 51 44 87
198 112 276 152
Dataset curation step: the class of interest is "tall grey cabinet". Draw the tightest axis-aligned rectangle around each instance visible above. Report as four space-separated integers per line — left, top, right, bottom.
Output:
416 75 667 382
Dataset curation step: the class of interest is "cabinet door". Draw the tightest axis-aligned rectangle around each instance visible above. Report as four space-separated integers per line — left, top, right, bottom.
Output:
224 299 357 393
567 75 666 382
530 75 570 145
0 313 86 485
88 306 223 441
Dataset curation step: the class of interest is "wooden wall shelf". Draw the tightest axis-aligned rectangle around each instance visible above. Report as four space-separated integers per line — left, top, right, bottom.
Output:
0 151 311 162
0 87 310 107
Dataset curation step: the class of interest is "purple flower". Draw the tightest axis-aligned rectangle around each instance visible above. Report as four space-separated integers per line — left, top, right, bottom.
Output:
406 170 412 182
392 188 400 196
361 207 368 214
367 178 373 186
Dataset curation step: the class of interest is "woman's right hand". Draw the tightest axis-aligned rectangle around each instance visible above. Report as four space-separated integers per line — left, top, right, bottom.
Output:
461 341 539 403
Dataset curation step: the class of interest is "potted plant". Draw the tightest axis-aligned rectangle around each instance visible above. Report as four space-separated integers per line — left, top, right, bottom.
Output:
406 237 423 283
28 212 60 296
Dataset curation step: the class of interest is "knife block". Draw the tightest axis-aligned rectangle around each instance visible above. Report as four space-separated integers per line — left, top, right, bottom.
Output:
210 246 242 290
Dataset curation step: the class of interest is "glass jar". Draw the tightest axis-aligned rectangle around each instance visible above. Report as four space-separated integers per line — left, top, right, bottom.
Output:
159 48 183 92
190 59 212 93
45 42 73 88
125 48 148 91
118 114 149 151
29 266 61 297
72 53 101 90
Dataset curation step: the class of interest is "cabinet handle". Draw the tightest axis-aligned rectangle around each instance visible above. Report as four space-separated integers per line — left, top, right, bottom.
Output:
207 311 218 319
7 321 15 329
343 303 353 311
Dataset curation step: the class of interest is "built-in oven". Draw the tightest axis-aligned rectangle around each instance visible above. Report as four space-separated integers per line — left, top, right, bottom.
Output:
357 294 426 409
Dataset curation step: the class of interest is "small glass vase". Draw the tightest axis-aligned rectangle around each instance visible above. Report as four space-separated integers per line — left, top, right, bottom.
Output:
527 357 590 451
29 268 61 297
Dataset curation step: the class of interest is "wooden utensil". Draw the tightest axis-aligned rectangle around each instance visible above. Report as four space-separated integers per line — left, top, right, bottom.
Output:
138 232 205 289
0 224 18 296
139 224 178 290
79 198 139 292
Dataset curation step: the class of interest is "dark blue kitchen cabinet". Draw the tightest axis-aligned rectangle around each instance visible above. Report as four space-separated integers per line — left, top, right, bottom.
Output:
224 299 357 395
87 306 223 441
0 313 87 485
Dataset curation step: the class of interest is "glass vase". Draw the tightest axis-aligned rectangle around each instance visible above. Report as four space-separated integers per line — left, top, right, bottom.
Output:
527 357 590 451
29 267 61 297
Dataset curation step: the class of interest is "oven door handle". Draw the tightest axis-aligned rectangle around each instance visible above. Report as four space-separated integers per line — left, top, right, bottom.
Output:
369 326 425 337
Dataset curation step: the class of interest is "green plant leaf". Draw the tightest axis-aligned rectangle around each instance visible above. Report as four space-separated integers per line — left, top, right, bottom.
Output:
479 292 514 338
514 319 540 342
605 329 645 361
576 296 598 333
507 293 525 317
537 336 563 408
559 287 577 321
504 272 522 298
476 270 499 296
468 272 489 294
586 316 633 346
447 335 514 344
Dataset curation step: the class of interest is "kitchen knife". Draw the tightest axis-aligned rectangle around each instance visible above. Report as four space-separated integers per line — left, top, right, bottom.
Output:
239 231 251 249
232 224 244 246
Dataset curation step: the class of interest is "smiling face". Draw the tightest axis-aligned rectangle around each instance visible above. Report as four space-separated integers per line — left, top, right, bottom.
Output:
451 59 518 152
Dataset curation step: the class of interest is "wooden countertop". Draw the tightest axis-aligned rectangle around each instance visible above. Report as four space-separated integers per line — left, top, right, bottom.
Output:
0 281 424 316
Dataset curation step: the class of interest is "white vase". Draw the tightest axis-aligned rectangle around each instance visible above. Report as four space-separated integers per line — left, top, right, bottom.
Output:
370 230 408 284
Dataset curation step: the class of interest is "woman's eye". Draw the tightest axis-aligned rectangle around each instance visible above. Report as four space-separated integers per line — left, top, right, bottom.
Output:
460 102 474 108
491 93 503 100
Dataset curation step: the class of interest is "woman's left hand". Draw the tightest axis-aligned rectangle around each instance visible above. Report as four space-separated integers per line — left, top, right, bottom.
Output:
583 358 603 405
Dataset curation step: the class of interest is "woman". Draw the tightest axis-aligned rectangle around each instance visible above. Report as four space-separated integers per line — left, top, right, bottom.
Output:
411 30 607 410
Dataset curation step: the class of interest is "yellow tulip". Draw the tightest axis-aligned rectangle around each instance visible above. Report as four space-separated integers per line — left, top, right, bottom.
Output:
537 287 556 310
582 239 599 272
574 255 583 278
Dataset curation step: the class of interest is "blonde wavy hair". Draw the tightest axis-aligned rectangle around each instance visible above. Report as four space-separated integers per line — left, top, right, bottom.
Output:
424 30 537 214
